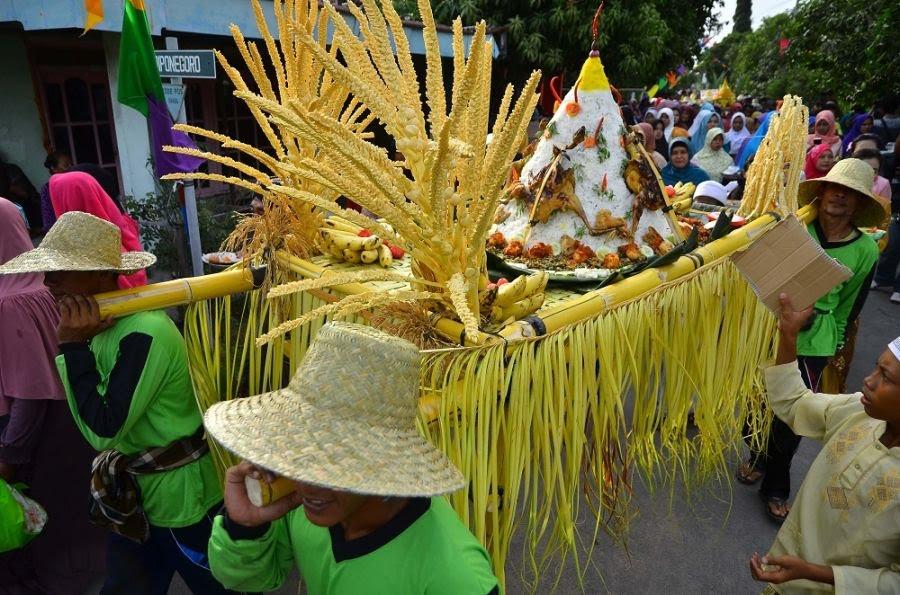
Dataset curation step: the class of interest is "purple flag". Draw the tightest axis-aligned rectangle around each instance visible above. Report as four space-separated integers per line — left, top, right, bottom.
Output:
147 96 206 177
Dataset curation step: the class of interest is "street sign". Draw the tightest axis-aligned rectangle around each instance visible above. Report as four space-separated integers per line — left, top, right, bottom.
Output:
155 50 216 79
162 83 185 120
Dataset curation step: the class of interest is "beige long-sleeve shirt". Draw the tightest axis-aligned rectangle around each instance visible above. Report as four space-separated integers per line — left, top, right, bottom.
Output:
763 362 900 594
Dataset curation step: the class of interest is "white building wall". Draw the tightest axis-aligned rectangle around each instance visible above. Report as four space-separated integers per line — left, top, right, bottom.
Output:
102 32 157 201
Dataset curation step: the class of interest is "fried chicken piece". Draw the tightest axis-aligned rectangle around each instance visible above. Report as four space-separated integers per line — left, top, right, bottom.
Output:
487 232 507 249
657 240 674 255
569 243 595 265
504 240 524 258
525 242 553 259
601 253 621 269
618 242 643 261
594 208 627 231
642 226 664 251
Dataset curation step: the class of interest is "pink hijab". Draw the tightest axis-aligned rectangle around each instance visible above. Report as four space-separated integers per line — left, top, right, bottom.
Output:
807 110 841 151
50 171 148 288
634 123 656 152
804 143 833 180
0 198 65 411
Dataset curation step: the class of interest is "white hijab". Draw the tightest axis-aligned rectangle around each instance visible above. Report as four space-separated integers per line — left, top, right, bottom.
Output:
658 107 675 142
725 113 751 158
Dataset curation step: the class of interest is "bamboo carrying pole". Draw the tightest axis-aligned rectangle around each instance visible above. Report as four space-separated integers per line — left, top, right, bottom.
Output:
95 266 266 319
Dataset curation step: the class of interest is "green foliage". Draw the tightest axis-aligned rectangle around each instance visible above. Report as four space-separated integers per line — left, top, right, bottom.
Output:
398 0 719 88
724 0 899 106
123 181 236 280
732 0 752 33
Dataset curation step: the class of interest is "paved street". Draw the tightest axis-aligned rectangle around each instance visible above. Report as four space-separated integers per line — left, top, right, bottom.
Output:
166 289 899 594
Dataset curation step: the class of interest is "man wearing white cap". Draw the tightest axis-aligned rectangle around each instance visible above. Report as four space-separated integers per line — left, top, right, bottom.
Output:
693 180 739 207
748 293 900 593
205 322 499 594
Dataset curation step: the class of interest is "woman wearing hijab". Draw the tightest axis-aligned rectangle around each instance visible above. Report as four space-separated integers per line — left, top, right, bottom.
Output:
643 108 658 124
737 111 774 170
841 113 874 156
0 198 106 593
688 110 719 156
725 113 751 161
49 171 148 288
633 123 667 169
658 108 676 142
803 144 835 181
653 120 669 161
691 128 734 183
661 138 710 186
807 110 842 157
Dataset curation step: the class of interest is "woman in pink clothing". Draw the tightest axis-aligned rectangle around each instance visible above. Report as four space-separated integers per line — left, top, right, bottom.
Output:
807 110 842 157
49 171 149 289
0 197 106 592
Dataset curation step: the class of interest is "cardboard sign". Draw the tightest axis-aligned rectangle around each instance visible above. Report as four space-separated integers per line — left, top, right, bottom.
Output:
731 215 852 313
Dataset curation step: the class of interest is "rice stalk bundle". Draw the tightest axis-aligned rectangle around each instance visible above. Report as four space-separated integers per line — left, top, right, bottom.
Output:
739 95 809 218
167 0 541 343
183 258 777 588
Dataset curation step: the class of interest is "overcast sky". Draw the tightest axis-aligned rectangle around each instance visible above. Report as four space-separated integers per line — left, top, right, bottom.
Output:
712 0 798 42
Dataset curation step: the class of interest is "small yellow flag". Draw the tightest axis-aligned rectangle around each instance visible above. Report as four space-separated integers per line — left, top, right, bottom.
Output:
83 0 104 33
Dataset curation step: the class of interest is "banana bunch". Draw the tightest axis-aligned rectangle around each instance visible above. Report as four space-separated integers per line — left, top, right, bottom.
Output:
485 271 549 324
316 217 404 268
668 181 696 204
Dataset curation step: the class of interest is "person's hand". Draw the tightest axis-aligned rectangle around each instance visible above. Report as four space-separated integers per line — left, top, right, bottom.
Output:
57 295 115 343
224 461 302 528
750 553 813 584
777 293 814 341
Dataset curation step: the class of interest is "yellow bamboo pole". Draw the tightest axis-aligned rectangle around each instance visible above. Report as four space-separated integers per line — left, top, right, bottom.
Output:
499 205 817 339
96 266 265 318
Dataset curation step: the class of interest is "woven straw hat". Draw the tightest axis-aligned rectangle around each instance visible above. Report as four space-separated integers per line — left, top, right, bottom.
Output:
203 322 466 497
0 211 156 275
798 158 888 227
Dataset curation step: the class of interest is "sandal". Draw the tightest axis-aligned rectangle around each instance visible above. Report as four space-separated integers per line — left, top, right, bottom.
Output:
736 462 763 485
759 492 790 524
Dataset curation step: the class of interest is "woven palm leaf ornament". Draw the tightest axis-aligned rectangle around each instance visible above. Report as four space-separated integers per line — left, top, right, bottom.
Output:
165 0 541 343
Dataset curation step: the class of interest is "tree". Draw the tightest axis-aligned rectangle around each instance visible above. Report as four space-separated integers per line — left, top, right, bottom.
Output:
733 0 752 33
725 0 899 107
396 0 720 88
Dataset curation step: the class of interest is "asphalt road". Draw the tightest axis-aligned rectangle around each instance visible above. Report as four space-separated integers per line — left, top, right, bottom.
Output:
163 289 899 595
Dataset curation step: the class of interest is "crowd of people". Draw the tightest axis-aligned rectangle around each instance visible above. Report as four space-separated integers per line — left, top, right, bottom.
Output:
0 91 898 595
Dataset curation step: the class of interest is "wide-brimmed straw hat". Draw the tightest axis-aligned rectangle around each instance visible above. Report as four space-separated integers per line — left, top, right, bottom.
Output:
798 158 888 227
0 211 156 275
203 322 466 497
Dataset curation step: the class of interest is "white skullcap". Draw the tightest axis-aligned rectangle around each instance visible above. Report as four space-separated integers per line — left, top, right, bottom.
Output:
693 180 737 206
890 337 900 362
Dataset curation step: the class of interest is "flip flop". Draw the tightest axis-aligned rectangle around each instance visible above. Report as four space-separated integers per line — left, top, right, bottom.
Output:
735 462 763 485
759 492 790 524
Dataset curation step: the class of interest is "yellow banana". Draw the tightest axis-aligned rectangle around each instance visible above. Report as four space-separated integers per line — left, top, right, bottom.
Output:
494 275 527 307
523 271 549 297
342 248 362 264
378 244 393 267
360 249 379 264
322 229 382 251
491 292 545 323
322 218 363 235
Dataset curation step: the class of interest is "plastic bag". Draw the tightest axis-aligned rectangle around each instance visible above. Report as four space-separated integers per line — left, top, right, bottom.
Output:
0 479 47 553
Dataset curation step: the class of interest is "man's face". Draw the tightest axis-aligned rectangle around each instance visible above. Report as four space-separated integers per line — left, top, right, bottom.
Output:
710 134 724 151
294 481 369 527
819 182 859 219
861 351 900 423
44 270 114 300
815 119 831 135
671 146 689 167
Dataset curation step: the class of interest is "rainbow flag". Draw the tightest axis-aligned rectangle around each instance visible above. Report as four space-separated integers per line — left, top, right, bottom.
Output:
117 0 203 176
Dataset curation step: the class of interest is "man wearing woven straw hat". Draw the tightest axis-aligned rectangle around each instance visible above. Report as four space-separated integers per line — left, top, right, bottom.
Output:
204 322 500 594
0 211 232 594
738 158 888 523
748 294 900 593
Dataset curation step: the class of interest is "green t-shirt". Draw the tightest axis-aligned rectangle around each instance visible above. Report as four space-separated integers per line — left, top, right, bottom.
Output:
209 497 500 594
56 310 221 527
796 221 878 357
